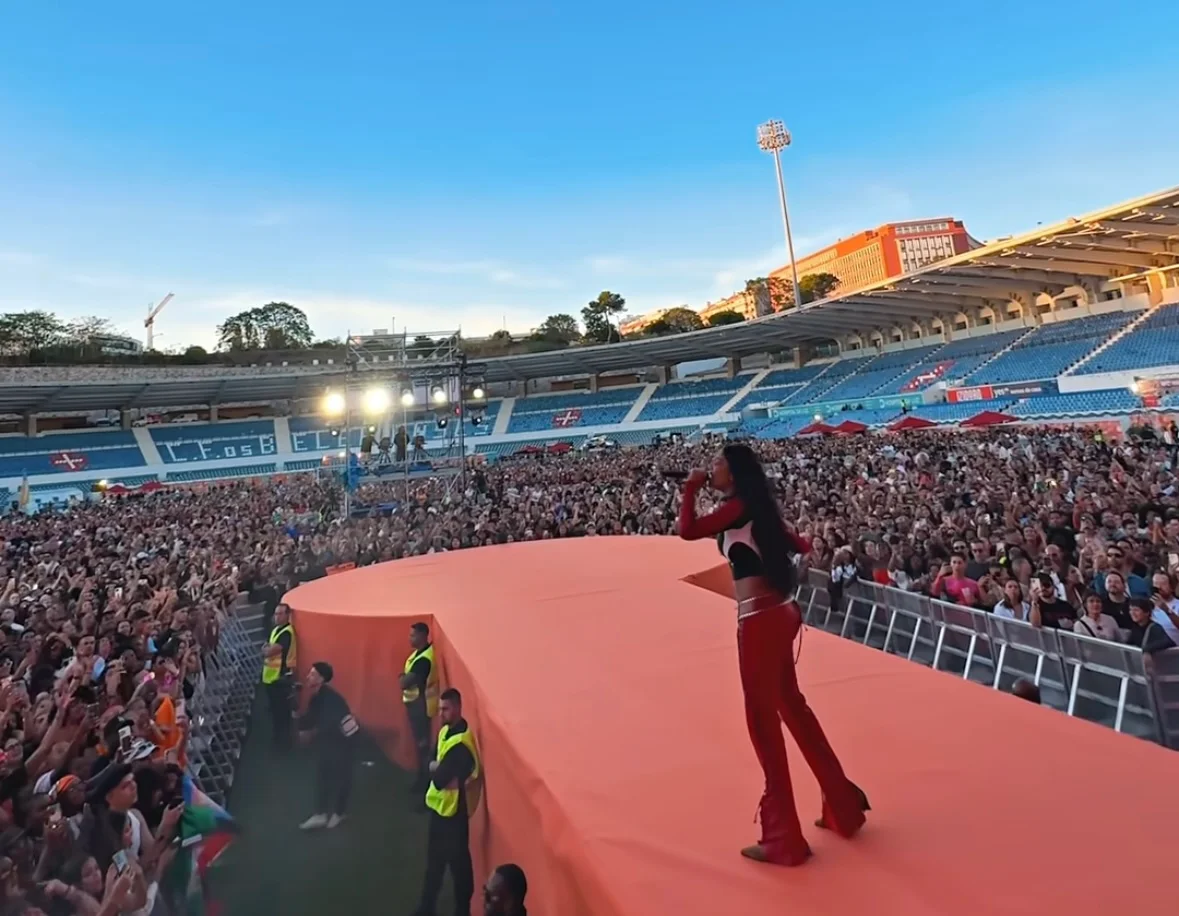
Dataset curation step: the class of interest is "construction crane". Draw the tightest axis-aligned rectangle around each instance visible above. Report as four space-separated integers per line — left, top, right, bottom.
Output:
144 293 174 351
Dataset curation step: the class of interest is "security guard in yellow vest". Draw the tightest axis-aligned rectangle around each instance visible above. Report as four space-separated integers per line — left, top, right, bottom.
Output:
400 623 439 792
261 604 297 748
413 688 479 916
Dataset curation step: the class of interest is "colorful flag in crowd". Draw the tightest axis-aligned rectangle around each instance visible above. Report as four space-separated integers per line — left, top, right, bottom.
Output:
17 473 29 512
162 776 239 916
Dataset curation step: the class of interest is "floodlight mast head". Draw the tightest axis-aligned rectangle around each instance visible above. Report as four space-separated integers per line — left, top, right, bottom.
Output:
757 119 791 154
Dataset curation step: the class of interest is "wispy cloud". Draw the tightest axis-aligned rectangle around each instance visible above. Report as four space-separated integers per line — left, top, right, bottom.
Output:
387 257 565 290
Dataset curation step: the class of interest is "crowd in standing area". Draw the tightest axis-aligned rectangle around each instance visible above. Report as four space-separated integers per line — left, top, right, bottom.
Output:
0 422 1175 912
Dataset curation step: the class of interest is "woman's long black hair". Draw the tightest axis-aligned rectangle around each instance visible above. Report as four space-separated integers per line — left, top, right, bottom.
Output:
723 443 798 599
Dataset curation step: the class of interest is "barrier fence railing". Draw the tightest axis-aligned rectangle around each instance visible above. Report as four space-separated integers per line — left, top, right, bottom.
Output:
796 568 1179 750
185 599 268 806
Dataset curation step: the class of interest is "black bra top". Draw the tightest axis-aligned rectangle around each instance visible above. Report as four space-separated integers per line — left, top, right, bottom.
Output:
718 519 764 580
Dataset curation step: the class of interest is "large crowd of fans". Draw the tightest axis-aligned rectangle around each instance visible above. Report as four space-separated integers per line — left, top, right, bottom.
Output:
0 422 1174 912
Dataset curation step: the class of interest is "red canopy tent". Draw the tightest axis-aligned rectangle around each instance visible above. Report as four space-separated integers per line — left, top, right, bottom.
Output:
833 419 868 434
960 409 1016 428
797 421 837 436
888 415 937 431
546 441 573 454
515 444 544 455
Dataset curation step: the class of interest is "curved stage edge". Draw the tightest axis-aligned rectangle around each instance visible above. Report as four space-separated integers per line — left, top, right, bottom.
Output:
285 538 1177 916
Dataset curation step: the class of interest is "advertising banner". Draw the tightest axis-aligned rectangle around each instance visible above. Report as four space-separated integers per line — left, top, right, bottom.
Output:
946 379 1059 403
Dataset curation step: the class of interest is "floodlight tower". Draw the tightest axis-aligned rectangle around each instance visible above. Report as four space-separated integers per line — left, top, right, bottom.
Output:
756 120 803 310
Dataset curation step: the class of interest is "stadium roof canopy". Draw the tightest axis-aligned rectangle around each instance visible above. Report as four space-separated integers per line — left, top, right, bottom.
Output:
3 185 1178 413
485 184 1179 380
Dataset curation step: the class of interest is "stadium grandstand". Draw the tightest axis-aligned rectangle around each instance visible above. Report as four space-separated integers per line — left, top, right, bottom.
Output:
1 185 1178 505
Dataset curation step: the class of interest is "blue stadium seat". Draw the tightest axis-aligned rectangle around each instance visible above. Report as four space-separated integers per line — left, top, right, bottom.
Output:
507 389 643 433
0 430 146 476
151 421 278 464
968 312 1135 384
1008 389 1138 417
1074 304 1179 375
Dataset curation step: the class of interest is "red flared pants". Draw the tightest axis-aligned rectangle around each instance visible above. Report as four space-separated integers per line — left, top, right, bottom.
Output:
737 601 864 854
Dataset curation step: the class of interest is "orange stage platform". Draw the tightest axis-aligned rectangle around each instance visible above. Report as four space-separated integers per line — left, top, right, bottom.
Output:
285 538 1179 916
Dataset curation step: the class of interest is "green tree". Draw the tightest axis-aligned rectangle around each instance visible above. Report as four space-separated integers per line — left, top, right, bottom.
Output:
581 290 626 343
706 309 746 327
646 307 704 336
180 345 209 363
0 311 69 355
66 315 115 344
216 302 314 351
799 272 840 303
743 277 792 316
532 313 581 345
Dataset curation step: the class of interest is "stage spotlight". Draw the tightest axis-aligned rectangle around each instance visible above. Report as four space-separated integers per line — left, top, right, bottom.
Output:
813 413 822 422
471 414 483 427
363 387 391 414
400 390 415 408
431 386 448 406
367 425 377 434
436 415 449 430
329 427 341 438
323 391 346 416
472 386 485 400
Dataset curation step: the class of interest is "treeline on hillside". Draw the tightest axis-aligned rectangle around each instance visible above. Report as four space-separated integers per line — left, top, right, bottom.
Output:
3 272 842 366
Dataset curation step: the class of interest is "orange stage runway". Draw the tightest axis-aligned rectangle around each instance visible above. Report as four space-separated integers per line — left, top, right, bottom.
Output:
285 538 1178 916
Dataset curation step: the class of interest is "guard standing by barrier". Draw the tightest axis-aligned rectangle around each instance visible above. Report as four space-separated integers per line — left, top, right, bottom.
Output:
400 622 439 792
413 688 480 916
261 604 297 748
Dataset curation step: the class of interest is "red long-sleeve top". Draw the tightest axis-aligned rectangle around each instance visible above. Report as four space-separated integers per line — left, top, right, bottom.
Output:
677 479 812 555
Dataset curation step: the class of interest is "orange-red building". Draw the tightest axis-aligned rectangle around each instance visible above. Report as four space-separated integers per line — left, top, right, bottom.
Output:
770 218 976 296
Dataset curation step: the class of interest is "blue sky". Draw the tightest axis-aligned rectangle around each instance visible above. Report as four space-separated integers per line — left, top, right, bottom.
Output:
1 1 1176 350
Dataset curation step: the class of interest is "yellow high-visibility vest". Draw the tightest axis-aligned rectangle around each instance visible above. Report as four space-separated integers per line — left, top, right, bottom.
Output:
262 624 296 685
402 645 439 717
424 724 481 818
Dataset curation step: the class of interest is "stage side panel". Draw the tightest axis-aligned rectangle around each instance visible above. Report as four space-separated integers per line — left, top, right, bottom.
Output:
431 625 627 916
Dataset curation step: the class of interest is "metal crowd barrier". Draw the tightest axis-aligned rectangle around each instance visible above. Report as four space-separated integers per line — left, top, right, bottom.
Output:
796 569 1179 749
185 599 268 805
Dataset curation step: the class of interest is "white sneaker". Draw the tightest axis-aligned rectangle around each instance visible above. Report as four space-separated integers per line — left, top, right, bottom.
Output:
327 814 344 829
300 814 328 830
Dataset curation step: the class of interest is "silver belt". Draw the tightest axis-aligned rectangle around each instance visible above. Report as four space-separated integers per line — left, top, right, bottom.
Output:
737 594 799 621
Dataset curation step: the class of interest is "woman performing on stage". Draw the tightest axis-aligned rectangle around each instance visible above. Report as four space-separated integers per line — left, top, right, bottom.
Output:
677 443 869 866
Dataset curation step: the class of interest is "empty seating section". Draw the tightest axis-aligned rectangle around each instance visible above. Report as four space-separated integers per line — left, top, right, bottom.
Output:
968 313 1134 384
637 377 746 421
507 389 642 433
1076 304 1179 374
151 421 279 463
797 357 875 403
739 415 813 439
729 367 825 412
0 430 146 476
927 329 1026 382
1009 390 1138 417
819 346 943 402
166 463 278 482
